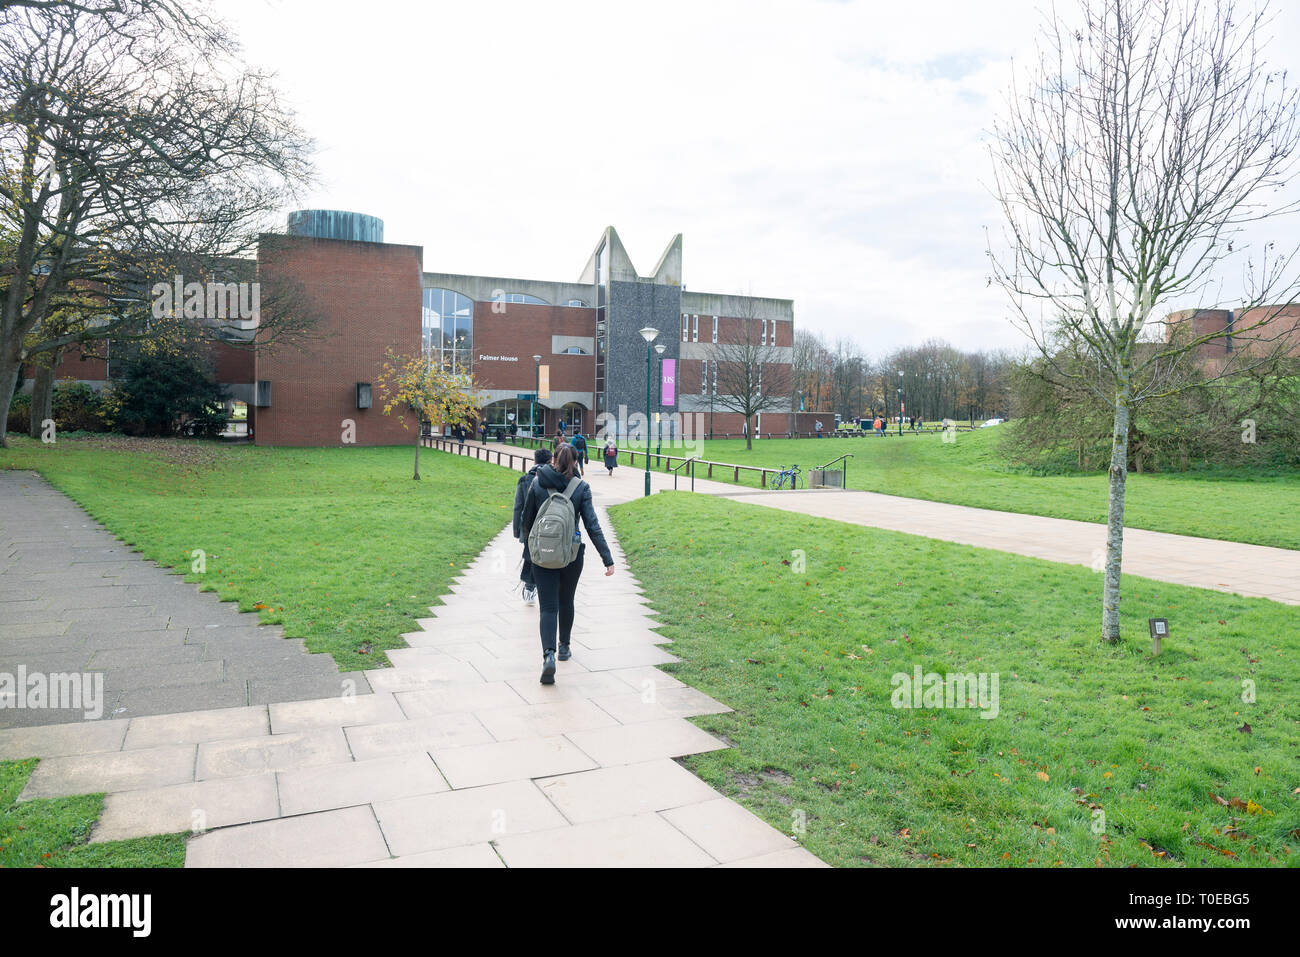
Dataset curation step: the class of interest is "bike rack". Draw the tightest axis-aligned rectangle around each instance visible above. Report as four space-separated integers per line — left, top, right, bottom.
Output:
671 456 697 492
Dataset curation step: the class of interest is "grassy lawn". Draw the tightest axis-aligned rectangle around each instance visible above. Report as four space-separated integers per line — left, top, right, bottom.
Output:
0 758 184 867
609 493 1300 868
0 436 520 672
622 427 1300 549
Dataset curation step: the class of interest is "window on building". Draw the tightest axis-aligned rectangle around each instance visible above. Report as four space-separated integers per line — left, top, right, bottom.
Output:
701 361 707 395
692 315 698 342
422 288 474 373
561 345 589 354
681 313 689 342
712 316 718 343
497 292 549 305
563 299 588 307
761 319 768 346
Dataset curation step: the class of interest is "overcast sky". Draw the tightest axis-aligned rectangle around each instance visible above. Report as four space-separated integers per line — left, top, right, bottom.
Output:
217 0 1300 358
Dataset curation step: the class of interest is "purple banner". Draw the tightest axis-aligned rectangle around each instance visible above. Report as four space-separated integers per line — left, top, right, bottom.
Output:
661 358 676 407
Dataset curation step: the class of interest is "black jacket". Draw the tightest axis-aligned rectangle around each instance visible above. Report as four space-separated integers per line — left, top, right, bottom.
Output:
512 465 542 540
520 465 614 567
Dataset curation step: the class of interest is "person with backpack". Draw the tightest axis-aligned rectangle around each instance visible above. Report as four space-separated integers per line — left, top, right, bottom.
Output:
602 437 618 476
570 430 588 476
513 448 552 605
520 444 615 683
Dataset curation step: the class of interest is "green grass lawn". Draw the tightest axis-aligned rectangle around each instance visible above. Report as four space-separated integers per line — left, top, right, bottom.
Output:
0 758 184 867
609 493 1300 868
620 427 1300 549
0 436 520 671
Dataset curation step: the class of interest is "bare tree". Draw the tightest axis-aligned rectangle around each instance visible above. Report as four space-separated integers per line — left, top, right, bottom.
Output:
0 1 313 445
712 309 792 450
989 0 1300 643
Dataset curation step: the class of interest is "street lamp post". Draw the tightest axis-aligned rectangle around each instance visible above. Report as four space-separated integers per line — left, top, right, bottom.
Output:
897 370 904 437
654 343 665 456
639 327 659 497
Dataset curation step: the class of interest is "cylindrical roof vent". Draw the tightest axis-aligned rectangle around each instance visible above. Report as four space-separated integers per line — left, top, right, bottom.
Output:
285 210 384 243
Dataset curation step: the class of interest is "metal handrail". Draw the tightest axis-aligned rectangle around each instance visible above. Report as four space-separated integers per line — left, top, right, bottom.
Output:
814 452 854 488
670 456 697 492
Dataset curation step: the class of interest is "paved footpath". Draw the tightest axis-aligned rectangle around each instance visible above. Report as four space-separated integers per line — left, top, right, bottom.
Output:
452 439 1299 604
714 488 1300 605
0 493 824 867
0 471 370 728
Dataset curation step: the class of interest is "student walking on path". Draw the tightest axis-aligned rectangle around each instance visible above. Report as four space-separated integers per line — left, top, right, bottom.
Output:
519 445 615 684
512 447 552 605
571 430 588 476
602 438 618 476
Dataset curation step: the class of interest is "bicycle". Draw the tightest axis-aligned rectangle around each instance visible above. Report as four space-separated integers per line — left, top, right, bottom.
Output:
774 463 801 490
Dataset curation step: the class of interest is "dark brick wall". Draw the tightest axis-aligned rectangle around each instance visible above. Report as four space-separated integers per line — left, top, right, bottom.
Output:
254 234 423 447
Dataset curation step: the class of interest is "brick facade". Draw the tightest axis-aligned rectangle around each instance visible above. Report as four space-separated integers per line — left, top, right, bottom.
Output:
253 234 423 447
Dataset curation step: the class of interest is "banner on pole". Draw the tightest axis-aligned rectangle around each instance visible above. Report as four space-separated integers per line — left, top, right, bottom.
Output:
660 358 676 407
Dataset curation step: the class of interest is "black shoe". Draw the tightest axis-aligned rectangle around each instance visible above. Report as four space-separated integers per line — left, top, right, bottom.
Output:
557 644 571 661
540 652 556 684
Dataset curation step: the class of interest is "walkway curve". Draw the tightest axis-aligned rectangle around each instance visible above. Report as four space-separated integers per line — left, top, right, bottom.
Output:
451 439 1300 605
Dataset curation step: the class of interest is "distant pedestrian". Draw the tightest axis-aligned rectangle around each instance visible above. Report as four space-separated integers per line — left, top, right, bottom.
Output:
815 419 823 438
513 448 552 605
520 445 615 684
873 416 882 436
603 438 618 476
479 419 488 443
571 430 588 476
456 423 467 446
915 417 923 432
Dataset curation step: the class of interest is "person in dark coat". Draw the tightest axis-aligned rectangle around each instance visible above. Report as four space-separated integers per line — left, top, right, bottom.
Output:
571 431 587 476
602 438 618 476
513 448 552 605
519 445 615 683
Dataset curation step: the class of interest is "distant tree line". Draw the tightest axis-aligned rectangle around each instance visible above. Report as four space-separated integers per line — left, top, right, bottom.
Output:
791 330 1015 425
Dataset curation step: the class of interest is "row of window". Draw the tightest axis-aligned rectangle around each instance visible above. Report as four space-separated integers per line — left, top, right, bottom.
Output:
681 314 719 343
694 359 764 394
422 288 590 371
495 292 589 307
679 314 781 345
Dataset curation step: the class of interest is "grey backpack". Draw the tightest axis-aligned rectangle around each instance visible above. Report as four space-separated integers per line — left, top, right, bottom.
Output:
527 476 582 569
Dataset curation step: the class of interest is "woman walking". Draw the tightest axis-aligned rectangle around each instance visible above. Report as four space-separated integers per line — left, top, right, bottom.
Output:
520 445 615 684
602 438 618 476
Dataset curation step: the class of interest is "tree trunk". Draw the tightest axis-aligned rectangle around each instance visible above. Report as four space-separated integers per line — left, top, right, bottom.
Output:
0 348 22 448
1102 385 1132 644
413 433 421 480
28 352 60 439
745 416 753 451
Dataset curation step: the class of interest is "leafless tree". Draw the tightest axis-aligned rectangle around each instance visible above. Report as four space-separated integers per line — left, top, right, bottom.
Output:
988 0 1300 642
712 306 792 450
0 0 314 445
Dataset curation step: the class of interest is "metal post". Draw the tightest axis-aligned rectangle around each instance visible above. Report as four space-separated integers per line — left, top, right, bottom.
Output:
644 342 652 497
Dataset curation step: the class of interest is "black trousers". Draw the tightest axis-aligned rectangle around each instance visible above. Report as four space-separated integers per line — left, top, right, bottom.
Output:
532 544 585 654
520 543 534 587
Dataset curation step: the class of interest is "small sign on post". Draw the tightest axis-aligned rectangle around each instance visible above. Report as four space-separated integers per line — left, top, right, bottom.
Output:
1148 618 1169 655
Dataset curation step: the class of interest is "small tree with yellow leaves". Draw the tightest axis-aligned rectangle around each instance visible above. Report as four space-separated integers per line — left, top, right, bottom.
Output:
375 349 482 480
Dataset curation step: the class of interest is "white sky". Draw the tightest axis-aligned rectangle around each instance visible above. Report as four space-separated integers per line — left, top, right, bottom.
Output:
216 0 1300 357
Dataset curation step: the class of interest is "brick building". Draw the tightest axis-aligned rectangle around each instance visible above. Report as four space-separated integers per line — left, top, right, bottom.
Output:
30 211 802 445
249 214 799 445
1165 305 1300 375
